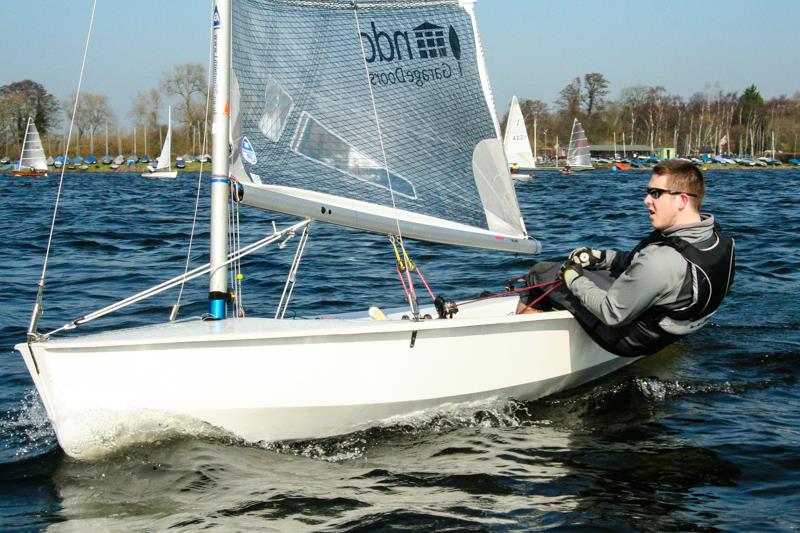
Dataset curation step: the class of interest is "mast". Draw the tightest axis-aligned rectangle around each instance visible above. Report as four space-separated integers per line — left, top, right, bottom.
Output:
105 121 109 156
209 0 230 319
533 116 537 166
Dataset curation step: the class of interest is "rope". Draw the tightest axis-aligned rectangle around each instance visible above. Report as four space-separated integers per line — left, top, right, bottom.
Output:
456 279 562 308
27 0 98 340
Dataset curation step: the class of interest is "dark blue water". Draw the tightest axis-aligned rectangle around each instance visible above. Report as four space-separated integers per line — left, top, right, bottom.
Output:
1 170 798 531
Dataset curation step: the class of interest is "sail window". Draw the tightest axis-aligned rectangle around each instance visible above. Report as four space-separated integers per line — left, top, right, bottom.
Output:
258 79 293 142
291 112 416 199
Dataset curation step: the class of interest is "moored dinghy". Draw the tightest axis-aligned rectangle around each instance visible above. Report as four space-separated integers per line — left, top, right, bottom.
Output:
17 0 637 459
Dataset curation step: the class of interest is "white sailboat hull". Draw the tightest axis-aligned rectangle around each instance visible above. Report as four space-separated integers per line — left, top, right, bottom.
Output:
16 297 634 459
141 171 178 179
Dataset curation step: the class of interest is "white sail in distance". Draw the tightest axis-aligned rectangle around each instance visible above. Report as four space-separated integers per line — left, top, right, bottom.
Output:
229 0 538 254
156 107 172 170
566 118 593 170
503 95 535 169
18 118 48 171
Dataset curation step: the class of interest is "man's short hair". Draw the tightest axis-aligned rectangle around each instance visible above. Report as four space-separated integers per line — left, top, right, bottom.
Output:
652 160 705 208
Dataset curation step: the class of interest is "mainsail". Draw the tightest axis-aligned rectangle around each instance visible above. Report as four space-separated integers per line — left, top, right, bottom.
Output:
566 118 593 170
18 118 48 172
155 107 173 170
229 0 538 253
503 95 535 168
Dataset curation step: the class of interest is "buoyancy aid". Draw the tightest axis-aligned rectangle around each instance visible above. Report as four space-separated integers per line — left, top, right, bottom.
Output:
550 223 735 357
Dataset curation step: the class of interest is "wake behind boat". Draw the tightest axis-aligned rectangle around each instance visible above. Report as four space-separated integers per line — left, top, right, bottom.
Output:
18 0 637 459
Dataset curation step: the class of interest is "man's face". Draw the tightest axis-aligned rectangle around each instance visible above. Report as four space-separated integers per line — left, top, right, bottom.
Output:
644 173 681 231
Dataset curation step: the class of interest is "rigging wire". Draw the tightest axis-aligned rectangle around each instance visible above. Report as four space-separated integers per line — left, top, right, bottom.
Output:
171 0 217 321
352 2 421 318
27 0 98 341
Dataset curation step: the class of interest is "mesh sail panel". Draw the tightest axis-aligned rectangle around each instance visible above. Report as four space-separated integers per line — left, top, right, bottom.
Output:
231 0 507 231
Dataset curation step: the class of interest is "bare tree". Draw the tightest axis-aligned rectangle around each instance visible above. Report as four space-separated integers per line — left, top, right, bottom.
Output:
63 92 115 139
130 88 162 129
162 63 208 128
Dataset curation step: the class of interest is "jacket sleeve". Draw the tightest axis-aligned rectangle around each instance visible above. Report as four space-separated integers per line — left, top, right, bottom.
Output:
568 245 685 326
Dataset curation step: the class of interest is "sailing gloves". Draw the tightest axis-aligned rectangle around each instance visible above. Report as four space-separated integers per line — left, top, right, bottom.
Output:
567 247 605 267
561 247 604 289
560 261 583 289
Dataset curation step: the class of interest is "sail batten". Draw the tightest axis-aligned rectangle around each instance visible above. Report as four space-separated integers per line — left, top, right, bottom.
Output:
230 0 536 251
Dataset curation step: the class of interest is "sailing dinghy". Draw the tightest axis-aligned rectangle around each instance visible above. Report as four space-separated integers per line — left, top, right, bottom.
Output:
564 118 594 171
17 0 636 459
142 107 177 179
12 117 48 177
503 95 536 180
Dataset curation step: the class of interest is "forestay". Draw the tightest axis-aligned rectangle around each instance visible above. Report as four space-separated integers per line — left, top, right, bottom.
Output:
229 0 539 254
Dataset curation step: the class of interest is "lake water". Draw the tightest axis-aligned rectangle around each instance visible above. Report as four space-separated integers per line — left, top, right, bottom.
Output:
1 169 798 531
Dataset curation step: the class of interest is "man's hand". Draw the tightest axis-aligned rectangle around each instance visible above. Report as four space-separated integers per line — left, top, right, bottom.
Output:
568 247 604 267
560 261 583 289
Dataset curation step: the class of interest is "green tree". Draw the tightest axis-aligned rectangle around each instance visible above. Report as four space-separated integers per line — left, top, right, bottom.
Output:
582 72 610 116
0 79 61 140
556 77 582 118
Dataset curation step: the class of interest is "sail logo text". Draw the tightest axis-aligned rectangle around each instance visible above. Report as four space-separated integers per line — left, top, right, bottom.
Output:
362 21 463 88
359 21 462 64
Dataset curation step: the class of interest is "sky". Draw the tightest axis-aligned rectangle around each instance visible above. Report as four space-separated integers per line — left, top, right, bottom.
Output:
2 0 799 129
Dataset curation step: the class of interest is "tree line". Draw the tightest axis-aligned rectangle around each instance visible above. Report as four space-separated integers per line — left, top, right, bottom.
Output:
0 63 208 159
504 73 800 158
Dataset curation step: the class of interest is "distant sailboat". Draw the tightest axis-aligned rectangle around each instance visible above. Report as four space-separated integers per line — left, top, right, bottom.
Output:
503 96 535 180
564 118 594 172
12 117 48 177
142 107 177 179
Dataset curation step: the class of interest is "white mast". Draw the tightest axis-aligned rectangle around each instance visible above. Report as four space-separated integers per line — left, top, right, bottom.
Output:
209 0 230 319
533 116 537 165
17 118 32 171
105 121 109 156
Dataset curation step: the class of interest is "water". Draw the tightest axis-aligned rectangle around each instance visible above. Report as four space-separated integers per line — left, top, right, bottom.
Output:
1 169 798 531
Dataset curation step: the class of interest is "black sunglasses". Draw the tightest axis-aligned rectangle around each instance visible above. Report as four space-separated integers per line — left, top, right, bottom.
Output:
647 187 698 199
